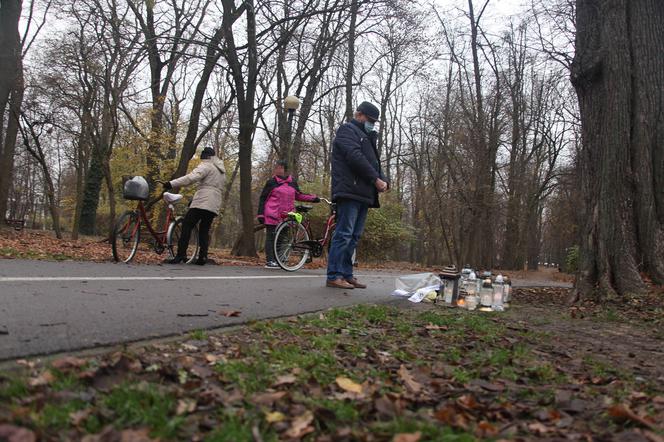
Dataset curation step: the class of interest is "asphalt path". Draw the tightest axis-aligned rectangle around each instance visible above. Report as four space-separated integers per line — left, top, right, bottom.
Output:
0 259 571 361
0 259 407 360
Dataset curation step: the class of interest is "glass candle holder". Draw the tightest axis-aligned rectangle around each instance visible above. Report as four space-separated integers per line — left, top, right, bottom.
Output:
492 283 504 311
480 284 493 307
465 294 478 310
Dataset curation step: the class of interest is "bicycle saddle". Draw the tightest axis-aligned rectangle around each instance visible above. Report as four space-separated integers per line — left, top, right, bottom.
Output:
295 205 313 213
163 192 184 204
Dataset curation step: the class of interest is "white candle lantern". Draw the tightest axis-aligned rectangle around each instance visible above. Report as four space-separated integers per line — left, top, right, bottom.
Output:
503 277 512 306
464 272 478 310
480 279 493 307
492 275 505 311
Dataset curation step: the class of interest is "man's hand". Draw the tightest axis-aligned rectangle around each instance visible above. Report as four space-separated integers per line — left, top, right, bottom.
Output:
375 178 388 192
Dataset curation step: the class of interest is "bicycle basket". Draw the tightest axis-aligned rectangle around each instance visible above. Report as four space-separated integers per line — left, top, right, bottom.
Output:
123 176 149 201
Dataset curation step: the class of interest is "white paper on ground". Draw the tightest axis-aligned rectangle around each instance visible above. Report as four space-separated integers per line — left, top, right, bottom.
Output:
391 289 411 297
407 285 440 303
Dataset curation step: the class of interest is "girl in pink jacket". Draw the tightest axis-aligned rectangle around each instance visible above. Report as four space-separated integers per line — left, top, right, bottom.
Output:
257 160 319 268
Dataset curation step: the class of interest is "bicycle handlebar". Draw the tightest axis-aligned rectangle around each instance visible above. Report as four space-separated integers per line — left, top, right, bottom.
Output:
320 197 333 205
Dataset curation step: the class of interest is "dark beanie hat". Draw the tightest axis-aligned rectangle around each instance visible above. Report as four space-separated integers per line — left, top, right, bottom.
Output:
276 159 288 170
200 147 215 159
356 101 380 122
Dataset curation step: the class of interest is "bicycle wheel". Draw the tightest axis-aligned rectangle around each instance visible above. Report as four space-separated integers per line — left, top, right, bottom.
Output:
167 217 199 263
273 221 310 271
112 211 141 263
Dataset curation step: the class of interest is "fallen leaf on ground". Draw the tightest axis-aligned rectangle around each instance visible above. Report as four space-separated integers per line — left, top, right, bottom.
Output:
393 432 421 442
424 323 448 331
608 404 657 430
274 374 297 386
176 398 197 415
51 356 87 371
284 411 314 439
456 395 479 411
119 428 157 442
251 391 287 406
190 364 213 379
375 396 399 418
15 360 35 369
110 353 143 373
643 430 664 442
69 409 92 426
181 343 199 352
398 365 422 394
28 370 55 387
0 424 36 442
476 421 498 438
528 422 553 435
336 377 363 394
204 353 223 364
265 411 286 423
434 405 469 430
470 379 504 392
219 310 241 317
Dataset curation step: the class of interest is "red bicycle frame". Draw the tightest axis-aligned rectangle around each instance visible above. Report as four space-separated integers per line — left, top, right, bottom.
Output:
318 211 336 247
281 198 337 247
129 200 175 247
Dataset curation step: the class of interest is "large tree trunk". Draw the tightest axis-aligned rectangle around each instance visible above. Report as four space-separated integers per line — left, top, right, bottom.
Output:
78 101 114 236
572 0 664 297
0 0 23 222
104 160 115 239
78 146 105 235
0 76 22 222
233 123 257 257
230 0 258 258
71 112 92 240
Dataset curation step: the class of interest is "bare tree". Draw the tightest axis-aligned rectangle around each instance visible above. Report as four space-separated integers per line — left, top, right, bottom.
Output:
66 0 142 235
18 107 62 238
125 0 210 197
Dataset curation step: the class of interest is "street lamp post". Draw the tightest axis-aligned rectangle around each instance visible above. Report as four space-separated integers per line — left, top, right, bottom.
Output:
283 95 300 170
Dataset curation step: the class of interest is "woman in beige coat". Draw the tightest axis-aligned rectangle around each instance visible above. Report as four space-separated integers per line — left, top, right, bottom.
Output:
163 147 225 265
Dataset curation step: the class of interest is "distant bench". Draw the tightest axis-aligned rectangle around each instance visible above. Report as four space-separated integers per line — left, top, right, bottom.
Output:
4 219 25 231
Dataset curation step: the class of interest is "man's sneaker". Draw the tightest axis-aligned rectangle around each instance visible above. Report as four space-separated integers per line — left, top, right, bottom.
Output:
163 255 186 264
265 261 280 269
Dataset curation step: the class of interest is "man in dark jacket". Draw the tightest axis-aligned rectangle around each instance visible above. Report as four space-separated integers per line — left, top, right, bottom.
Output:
327 101 389 289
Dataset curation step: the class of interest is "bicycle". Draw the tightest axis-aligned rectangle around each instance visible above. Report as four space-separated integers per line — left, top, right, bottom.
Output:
111 179 199 263
272 197 356 271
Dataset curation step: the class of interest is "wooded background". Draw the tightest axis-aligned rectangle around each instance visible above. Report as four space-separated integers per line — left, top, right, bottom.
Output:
1 0 662 297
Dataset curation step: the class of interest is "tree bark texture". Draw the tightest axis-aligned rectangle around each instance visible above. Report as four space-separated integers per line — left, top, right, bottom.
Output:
0 0 23 222
572 0 664 297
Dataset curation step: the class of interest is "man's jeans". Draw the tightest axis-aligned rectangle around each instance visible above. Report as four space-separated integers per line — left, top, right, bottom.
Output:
327 199 368 281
